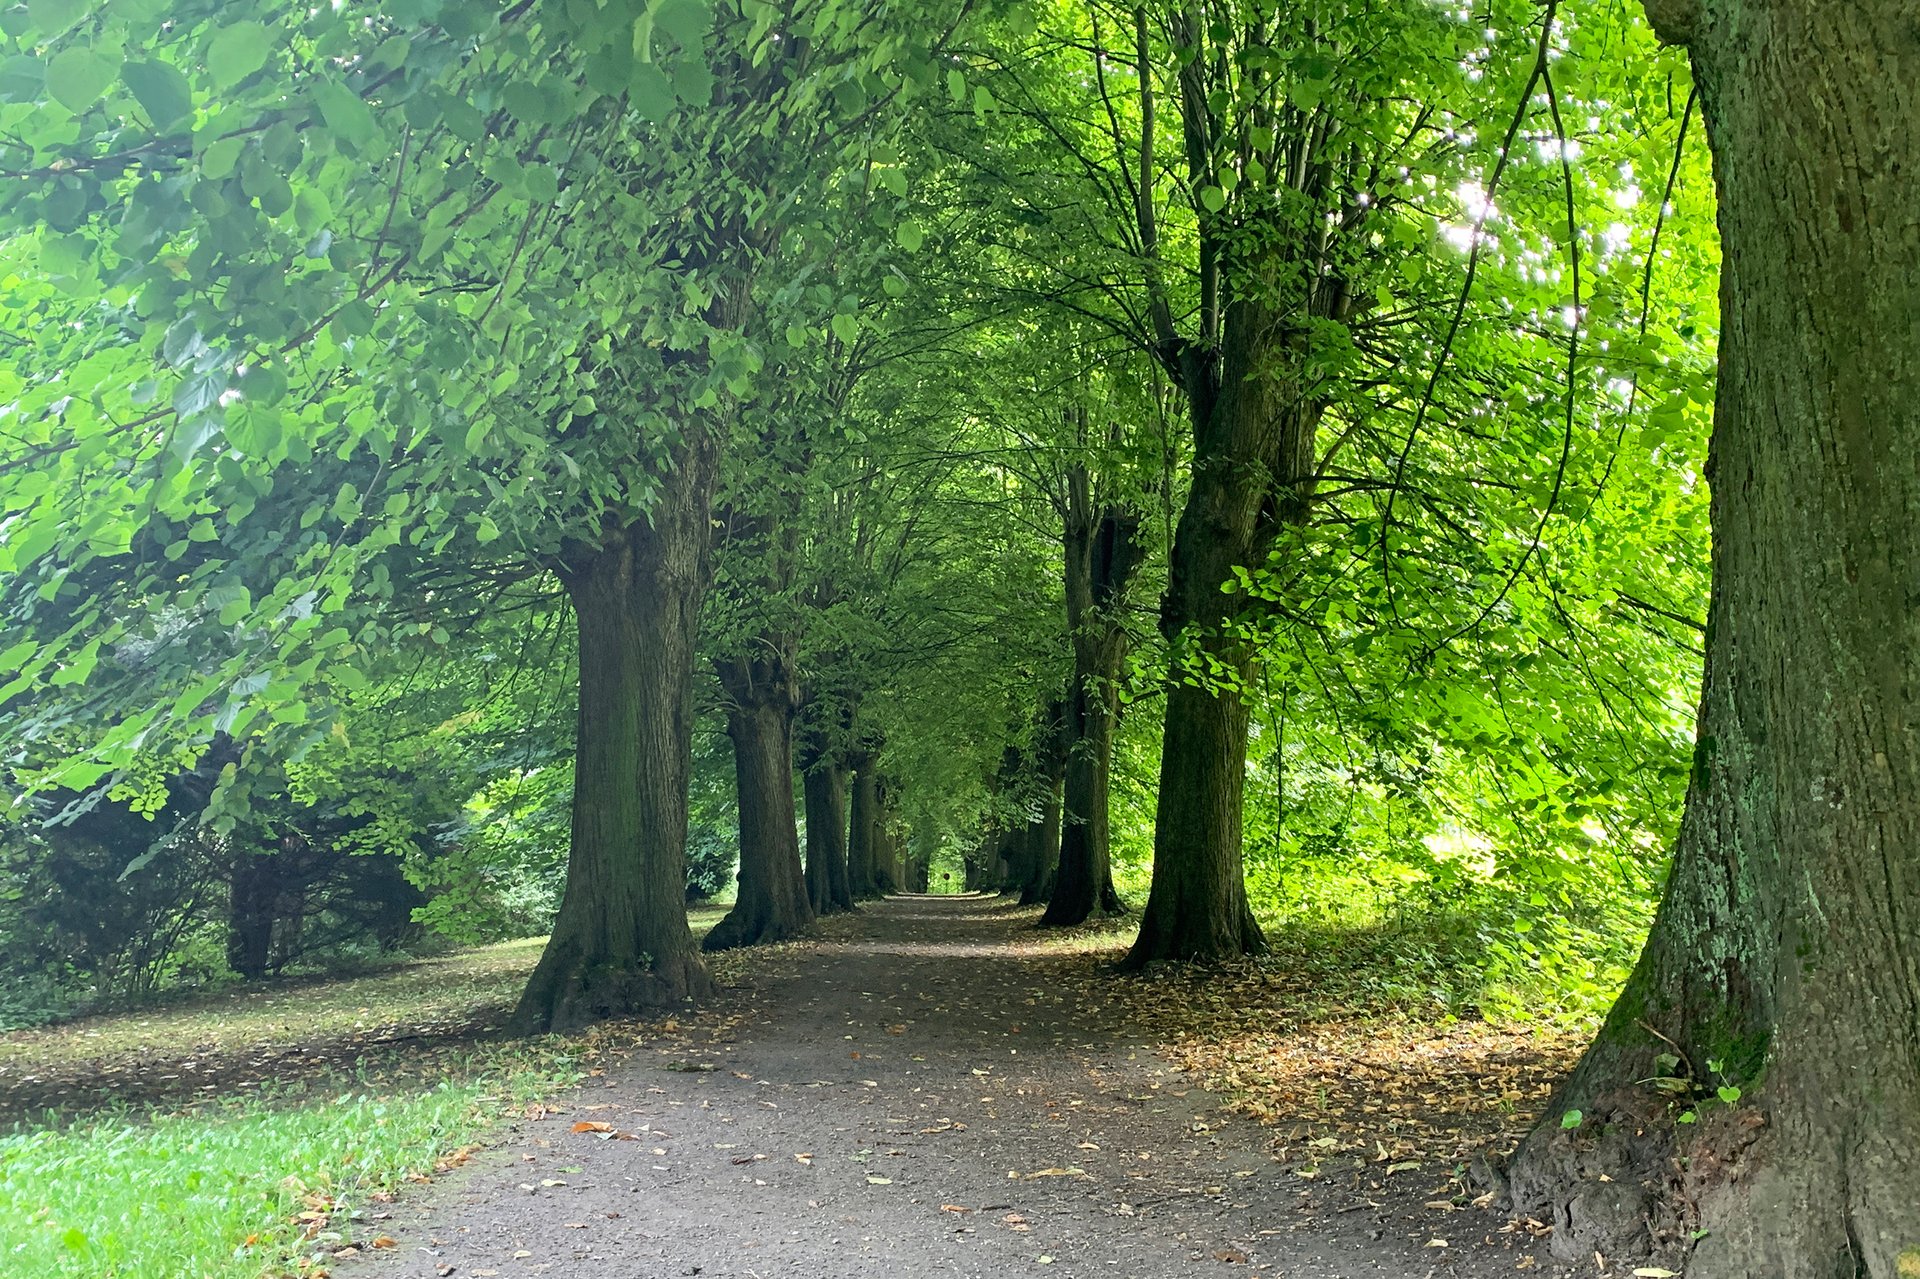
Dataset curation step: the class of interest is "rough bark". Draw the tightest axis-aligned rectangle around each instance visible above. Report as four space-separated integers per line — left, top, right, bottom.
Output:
508 485 715 1034
1019 775 1064 907
1127 310 1319 965
1044 465 1141 925
1126 1 1334 965
1505 5 1920 1273
704 654 813 951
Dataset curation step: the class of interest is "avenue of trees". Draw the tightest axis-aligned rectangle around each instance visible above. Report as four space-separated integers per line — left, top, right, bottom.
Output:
0 0 1912 1273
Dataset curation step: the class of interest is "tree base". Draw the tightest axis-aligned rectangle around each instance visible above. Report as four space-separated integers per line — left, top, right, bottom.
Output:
1119 901 1265 969
701 906 811 952
1504 1079 1920 1277
1501 1087 1678 1265
507 948 713 1036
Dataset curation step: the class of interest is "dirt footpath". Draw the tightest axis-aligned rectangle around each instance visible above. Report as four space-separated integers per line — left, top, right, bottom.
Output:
346 896 1570 1279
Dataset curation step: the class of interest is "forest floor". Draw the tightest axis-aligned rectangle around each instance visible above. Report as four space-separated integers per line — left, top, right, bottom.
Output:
335 895 1595 1279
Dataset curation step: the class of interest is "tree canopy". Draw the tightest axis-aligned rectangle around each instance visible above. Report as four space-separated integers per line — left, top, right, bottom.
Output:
4 0 1917 1273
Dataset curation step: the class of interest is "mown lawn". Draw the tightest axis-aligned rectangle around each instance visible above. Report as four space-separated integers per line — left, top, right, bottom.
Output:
0 906 731 1278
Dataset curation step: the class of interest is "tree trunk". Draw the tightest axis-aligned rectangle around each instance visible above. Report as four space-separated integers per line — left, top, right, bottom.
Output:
846 757 885 899
1019 774 1063 906
1129 309 1318 965
226 845 278 980
704 659 813 951
508 501 715 1034
1505 5 1920 1273
1045 466 1141 925
870 778 900 895
801 757 853 915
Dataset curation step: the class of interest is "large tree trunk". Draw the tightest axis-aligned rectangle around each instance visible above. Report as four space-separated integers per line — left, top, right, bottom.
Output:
509 496 715 1034
704 654 813 951
801 755 853 915
1044 466 1141 925
1505 5 1920 1273
1128 307 1319 966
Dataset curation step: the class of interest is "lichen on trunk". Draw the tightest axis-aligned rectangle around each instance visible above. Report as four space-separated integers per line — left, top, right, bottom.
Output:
1504 3 1920 1272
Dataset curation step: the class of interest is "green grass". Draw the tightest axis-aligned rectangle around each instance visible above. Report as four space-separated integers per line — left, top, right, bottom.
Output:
0 1059 575 1279
0 907 735 1278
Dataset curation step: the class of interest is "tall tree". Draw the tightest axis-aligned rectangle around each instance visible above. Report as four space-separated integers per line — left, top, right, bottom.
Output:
1043 457 1143 924
1505 2 1920 1273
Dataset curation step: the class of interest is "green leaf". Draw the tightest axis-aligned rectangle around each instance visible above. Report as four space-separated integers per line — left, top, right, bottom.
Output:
628 63 673 120
1716 1085 1741 1104
474 515 501 544
1559 1109 1583 1130
894 221 924 252
201 134 245 179
1197 185 1227 214
313 81 376 151
27 0 82 37
122 59 192 127
207 21 272 90
47 47 118 113
831 312 859 344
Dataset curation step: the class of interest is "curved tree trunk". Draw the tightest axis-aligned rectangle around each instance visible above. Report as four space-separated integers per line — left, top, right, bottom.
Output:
1045 465 1142 925
704 663 813 951
1505 4 1920 1273
509 508 715 1034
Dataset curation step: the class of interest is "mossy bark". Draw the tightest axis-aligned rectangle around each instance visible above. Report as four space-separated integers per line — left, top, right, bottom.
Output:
509 496 715 1034
1506 3 1920 1271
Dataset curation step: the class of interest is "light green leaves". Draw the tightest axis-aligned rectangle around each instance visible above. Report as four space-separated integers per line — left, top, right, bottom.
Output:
894 221 924 252
1197 185 1227 214
208 22 272 90
123 59 192 127
46 47 117 113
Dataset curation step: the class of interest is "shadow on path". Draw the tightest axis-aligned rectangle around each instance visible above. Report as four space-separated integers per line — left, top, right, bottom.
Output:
345 895 1568 1279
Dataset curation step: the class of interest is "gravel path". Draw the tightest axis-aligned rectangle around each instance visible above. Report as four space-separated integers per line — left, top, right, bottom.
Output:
345 896 1558 1279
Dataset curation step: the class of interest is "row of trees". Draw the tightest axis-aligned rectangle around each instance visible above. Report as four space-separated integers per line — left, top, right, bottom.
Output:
0 0 1913 1272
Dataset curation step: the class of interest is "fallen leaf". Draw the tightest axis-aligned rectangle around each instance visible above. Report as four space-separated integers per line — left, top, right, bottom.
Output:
572 1121 615 1134
370 1236 397 1249
867 1175 892 1185
1213 1247 1250 1263
940 1204 972 1214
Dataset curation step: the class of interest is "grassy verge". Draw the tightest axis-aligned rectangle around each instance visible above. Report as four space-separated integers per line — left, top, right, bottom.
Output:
1 906 734 1278
0 1045 579 1279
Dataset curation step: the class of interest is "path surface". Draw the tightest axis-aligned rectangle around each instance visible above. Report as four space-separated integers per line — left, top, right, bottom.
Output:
347 897 1559 1279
